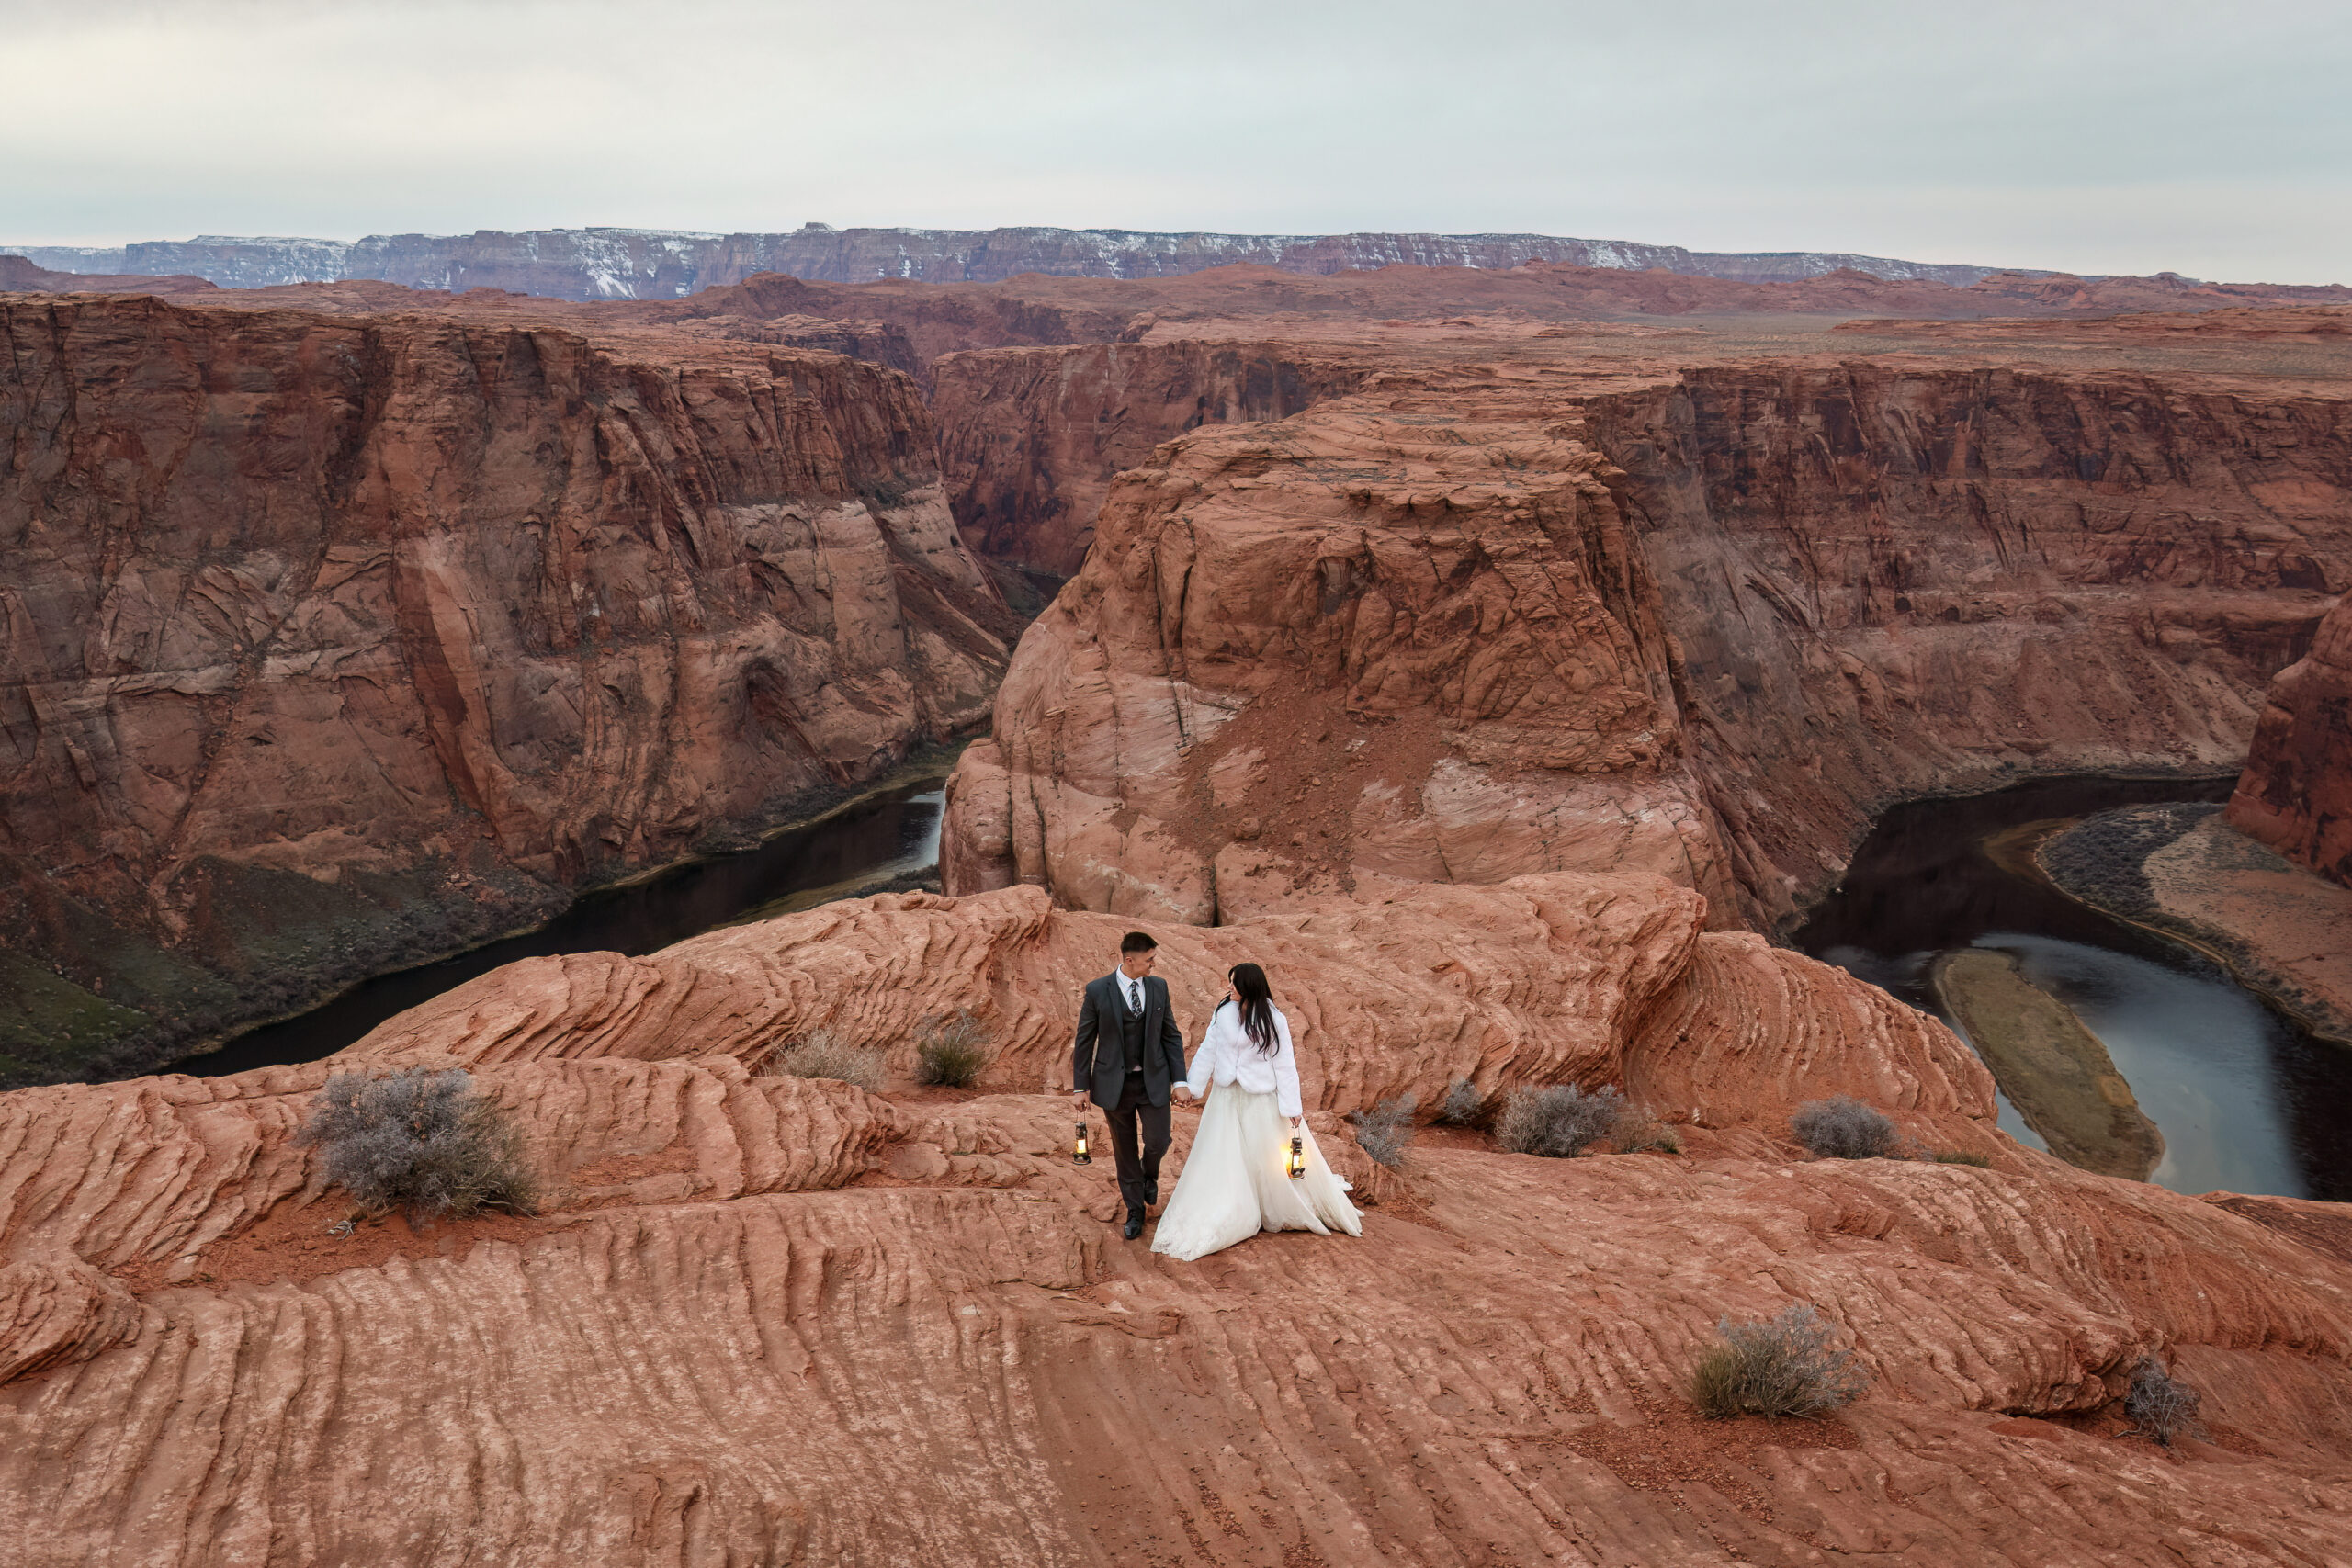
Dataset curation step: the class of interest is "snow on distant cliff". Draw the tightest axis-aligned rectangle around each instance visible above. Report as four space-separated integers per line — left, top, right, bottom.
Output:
2 225 2007 300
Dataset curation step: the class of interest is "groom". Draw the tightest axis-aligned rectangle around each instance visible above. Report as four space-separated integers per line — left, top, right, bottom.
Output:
1070 931 1188 1240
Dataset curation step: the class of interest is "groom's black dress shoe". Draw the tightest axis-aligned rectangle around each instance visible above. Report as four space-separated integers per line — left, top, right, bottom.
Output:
1123 1208 1145 1240
1145 1180 1159 1207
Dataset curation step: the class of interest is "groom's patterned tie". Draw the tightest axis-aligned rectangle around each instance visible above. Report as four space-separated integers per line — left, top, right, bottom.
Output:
1126 978 1142 1016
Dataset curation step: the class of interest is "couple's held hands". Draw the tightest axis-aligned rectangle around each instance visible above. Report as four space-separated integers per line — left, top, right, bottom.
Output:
1172 1084 1195 1101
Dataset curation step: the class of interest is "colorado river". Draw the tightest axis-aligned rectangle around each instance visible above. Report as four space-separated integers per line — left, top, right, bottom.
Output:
1794 775 2352 1201
174 781 946 1077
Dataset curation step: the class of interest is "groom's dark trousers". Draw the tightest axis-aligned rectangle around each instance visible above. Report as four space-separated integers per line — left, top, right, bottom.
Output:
1074 972 1188 1215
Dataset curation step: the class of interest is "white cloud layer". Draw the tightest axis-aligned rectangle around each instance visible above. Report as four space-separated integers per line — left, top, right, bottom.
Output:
2 0 2346 281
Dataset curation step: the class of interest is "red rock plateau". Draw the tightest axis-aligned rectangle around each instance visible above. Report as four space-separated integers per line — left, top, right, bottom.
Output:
4 874 2351 1563
0 289 1016 1080
2231 592 2352 884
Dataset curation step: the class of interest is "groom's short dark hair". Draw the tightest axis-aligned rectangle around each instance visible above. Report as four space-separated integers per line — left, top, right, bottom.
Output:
1120 931 1157 954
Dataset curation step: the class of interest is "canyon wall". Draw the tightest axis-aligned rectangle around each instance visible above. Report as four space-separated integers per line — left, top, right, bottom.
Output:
930 341 1371 577
0 291 1013 1083
1586 364 2352 924
944 350 2352 929
2229 593 2352 884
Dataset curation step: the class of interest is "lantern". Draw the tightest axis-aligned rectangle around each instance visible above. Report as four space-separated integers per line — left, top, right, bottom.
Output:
1073 1122 1092 1165
1286 1134 1307 1181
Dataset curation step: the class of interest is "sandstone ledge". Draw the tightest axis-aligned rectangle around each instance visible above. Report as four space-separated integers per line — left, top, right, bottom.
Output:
0 877 2346 1562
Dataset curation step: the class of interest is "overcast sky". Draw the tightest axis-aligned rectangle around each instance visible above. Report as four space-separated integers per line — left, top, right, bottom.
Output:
4 0 2346 282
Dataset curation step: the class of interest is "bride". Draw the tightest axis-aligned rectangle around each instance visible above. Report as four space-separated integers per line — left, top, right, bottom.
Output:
1151 962 1361 1262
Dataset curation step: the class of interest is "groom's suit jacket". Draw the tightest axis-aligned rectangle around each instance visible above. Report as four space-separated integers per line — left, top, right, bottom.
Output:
1073 972 1188 1111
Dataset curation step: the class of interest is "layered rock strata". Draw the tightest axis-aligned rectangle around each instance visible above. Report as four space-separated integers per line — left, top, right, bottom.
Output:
930 340 1371 576
2229 592 2352 885
1587 363 2352 924
0 291 1013 1081
2 877 2348 1563
946 344 2352 929
942 383 1742 924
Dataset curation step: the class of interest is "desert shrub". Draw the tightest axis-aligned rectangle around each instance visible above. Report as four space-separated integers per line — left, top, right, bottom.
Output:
1618 1122 1684 1156
297 1066 538 1223
1935 1150 1993 1168
1690 1303 1870 1420
2121 1357 2203 1447
915 1009 991 1088
1790 1097 1898 1159
763 1028 885 1092
1347 1094 1418 1168
1496 1085 1624 1158
1436 1076 1488 1126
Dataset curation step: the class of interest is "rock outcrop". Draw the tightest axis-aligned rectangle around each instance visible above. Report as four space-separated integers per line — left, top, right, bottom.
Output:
2 876 2348 1564
0 291 1014 1081
2230 593 2352 885
946 333 2352 929
942 379 1744 925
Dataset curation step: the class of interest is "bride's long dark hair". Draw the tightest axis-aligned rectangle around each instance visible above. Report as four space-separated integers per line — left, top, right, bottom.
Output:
1227 963 1278 1056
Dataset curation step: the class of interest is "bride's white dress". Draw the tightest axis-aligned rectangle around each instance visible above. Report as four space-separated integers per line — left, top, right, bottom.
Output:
1150 1001 1361 1262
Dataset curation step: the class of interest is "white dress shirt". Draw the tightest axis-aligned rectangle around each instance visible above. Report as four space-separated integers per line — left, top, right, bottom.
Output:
1109 969 1147 1019
1184 1001 1304 1120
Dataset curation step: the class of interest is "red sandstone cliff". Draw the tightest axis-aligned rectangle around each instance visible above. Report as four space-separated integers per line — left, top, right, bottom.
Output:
1585 362 2352 922
930 340 1371 577
0 292 1013 1081
939 378 1744 926
2229 594 2352 884
944 336 2352 929
1 875 2347 1562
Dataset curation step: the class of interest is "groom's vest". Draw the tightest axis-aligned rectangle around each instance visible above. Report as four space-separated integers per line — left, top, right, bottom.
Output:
1115 982 1146 1074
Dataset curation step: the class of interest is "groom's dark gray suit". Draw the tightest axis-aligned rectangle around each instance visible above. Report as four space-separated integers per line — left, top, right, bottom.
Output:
1073 971 1188 1216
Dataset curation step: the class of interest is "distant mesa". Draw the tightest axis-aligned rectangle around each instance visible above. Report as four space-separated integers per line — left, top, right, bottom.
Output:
0 223 2021 300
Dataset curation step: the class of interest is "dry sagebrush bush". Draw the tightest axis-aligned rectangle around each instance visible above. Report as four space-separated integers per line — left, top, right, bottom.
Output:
297 1066 538 1223
1690 1303 1870 1420
1496 1084 1624 1157
916 1009 992 1087
2122 1357 2203 1447
1790 1096 1898 1159
763 1028 885 1092
1347 1094 1418 1168
1437 1077 1488 1126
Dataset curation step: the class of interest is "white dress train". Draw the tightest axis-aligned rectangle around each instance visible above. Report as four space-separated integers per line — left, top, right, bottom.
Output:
1150 1001 1360 1262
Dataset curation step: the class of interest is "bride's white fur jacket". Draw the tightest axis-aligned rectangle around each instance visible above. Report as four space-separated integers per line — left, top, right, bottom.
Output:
1184 1003 1306 1119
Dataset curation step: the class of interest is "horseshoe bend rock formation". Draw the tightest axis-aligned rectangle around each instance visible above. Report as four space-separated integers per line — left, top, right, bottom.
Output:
944 329 2352 929
941 378 1743 927
2 877 2350 1562
0 290 1015 1083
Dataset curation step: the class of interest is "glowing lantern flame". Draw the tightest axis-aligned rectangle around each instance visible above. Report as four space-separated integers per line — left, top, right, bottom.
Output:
1073 1122 1091 1165
1286 1134 1307 1181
